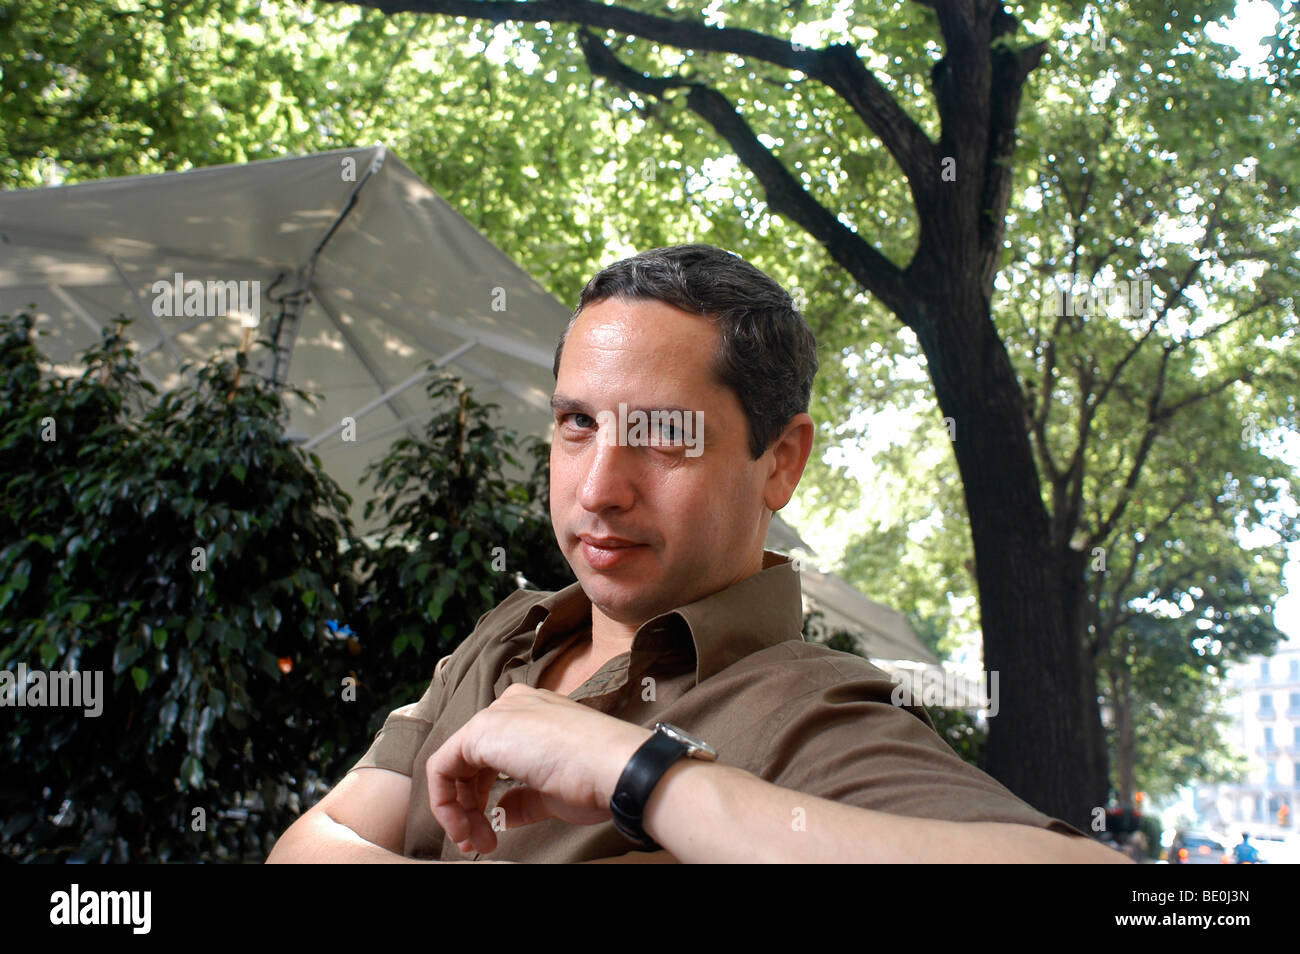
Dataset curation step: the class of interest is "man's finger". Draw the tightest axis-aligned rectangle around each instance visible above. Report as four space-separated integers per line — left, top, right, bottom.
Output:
494 785 555 829
432 790 499 855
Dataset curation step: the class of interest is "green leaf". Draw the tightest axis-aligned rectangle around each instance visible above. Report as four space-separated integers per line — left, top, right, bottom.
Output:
131 666 148 692
152 628 169 649
11 560 32 592
180 755 204 790
426 583 452 621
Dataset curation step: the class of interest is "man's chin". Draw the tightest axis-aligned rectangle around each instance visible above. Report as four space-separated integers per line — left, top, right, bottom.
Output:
573 565 674 624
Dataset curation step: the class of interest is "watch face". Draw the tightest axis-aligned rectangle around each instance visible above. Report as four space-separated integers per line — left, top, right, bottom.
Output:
655 722 718 760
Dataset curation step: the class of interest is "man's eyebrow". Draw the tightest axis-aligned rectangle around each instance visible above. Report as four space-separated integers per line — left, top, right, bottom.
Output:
550 394 590 415
551 394 702 416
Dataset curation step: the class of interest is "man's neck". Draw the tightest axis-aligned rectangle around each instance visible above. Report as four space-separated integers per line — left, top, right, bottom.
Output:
587 609 640 660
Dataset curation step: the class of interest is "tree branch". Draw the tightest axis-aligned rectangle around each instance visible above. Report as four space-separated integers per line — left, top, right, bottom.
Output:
1093 346 1173 542
576 29 911 313
978 35 1048 294
348 0 939 197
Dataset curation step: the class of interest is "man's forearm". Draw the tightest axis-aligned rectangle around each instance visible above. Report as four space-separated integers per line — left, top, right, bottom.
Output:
266 812 431 863
265 812 489 864
265 811 664 864
641 761 1133 863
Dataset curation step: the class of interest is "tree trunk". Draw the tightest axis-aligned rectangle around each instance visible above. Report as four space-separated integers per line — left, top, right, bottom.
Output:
1116 666 1136 805
907 282 1091 830
1062 553 1111 819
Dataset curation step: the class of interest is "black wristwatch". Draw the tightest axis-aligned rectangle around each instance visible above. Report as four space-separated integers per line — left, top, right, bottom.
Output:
610 722 717 850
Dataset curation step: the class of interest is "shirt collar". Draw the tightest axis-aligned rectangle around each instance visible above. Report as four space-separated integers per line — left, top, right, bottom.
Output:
511 549 805 686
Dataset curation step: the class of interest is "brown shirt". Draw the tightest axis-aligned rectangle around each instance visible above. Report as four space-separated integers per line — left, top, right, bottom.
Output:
347 550 1086 861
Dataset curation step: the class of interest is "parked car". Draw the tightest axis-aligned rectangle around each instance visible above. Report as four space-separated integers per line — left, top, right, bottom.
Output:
1168 829 1230 864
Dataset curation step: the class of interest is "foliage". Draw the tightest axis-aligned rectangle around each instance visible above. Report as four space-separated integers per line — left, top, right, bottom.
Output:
351 370 573 725
0 311 361 861
0 313 569 861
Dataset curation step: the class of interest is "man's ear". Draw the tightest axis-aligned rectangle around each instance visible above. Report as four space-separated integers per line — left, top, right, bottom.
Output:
763 413 814 512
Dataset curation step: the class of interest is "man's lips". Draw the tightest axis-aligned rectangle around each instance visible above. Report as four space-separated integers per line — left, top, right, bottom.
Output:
577 534 644 548
577 534 648 569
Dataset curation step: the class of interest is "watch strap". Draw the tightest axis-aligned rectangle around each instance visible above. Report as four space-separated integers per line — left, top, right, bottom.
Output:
609 728 690 850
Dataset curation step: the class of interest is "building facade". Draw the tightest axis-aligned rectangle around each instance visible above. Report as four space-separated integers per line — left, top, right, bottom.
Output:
1198 639 1300 834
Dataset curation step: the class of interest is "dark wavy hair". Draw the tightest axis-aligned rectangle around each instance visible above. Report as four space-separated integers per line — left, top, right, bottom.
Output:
552 244 819 459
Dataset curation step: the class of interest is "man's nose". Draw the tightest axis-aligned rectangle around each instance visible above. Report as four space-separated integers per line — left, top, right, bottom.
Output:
577 427 638 513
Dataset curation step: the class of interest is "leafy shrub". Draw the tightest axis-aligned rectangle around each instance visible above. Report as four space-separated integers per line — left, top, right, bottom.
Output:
344 370 574 737
1 311 572 861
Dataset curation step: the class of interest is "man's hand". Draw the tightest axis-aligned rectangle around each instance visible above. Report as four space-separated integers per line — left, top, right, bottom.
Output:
425 683 653 856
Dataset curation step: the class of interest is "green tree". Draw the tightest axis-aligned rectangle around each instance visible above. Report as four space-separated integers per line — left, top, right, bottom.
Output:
0 311 361 861
1094 469 1291 803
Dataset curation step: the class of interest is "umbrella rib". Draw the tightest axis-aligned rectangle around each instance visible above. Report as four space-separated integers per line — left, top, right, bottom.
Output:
312 281 557 370
107 255 185 365
268 146 387 387
311 411 428 455
311 283 417 428
300 339 478 450
306 144 388 267
48 284 163 390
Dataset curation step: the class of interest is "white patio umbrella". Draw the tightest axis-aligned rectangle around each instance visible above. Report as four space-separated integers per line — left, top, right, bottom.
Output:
0 145 567 528
798 568 940 665
0 145 932 663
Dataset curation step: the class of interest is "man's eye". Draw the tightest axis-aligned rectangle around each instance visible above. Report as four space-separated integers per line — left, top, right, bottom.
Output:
563 413 595 429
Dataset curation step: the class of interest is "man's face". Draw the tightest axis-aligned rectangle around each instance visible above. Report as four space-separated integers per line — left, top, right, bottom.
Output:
549 296 772 626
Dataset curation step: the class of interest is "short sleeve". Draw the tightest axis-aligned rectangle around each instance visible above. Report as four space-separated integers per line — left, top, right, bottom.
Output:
346 652 454 778
756 663 1087 839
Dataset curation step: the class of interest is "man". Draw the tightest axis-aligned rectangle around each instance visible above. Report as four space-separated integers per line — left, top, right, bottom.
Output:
1233 832 1260 864
268 244 1129 863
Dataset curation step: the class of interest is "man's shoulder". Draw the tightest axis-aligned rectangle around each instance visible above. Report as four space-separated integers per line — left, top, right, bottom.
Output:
703 639 941 729
725 639 894 680
709 639 903 700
